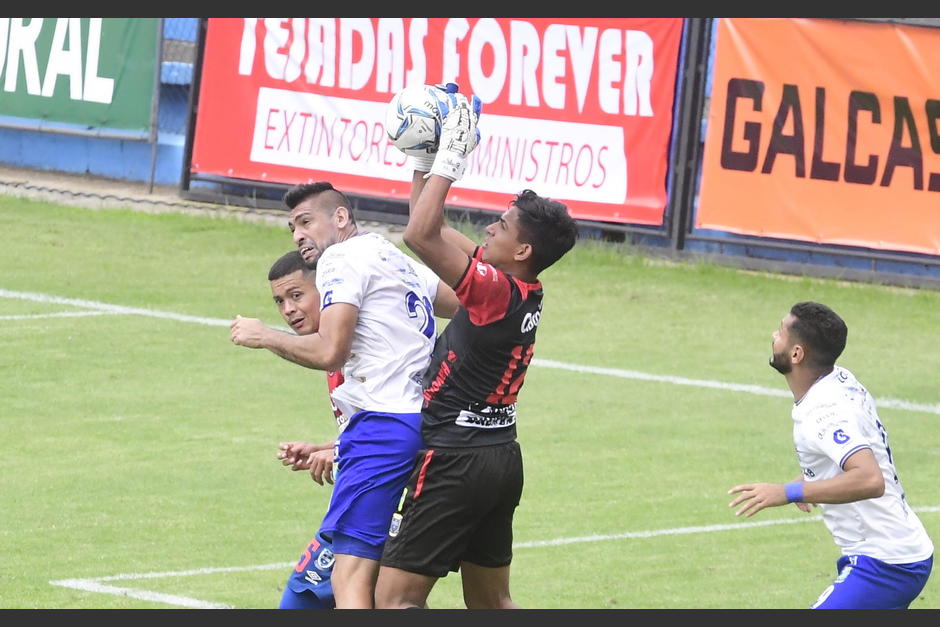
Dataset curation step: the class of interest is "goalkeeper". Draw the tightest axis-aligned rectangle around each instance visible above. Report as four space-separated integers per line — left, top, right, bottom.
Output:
375 85 580 609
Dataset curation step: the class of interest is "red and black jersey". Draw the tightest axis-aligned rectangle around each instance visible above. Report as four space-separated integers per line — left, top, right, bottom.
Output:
325 370 347 431
421 246 543 447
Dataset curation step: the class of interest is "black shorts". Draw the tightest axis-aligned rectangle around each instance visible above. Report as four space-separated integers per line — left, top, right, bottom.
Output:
380 440 524 578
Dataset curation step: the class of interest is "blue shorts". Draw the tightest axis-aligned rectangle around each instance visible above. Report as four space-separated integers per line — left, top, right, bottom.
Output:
278 530 335 609
318 410 423 558
811 553 933 609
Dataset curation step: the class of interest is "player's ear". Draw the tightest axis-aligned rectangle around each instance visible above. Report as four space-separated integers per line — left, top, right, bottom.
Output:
791 343 805 365
514 242 533 263
333 206 350 228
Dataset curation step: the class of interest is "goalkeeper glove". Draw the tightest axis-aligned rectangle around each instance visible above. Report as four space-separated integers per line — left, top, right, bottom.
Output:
410 83 460 173
430 93 482 181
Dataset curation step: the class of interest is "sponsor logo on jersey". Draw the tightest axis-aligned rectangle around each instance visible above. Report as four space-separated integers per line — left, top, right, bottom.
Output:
833 429 849 444
475 261 497 280
521 309 541 333
335 412 349 432
305 570 323 585
455 405 517 428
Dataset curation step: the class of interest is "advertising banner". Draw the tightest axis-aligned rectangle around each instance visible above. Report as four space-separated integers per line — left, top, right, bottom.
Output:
0 18 158 133
190 18 683 224
697 18 940 255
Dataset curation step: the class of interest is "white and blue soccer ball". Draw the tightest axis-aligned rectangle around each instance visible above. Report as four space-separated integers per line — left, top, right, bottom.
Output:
385 85 442 156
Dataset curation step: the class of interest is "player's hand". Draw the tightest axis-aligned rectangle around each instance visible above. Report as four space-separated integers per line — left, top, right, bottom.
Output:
445 93 482 154
410 83 461 173
277 441 317 470
306 448 335 486
727 482 788 517
429 82 460 120
466 93 482 145
230 315 268 348
430 94 483 181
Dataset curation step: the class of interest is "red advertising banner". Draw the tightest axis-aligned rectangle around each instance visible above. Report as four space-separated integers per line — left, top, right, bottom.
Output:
697 18 940 255
190 18 683 224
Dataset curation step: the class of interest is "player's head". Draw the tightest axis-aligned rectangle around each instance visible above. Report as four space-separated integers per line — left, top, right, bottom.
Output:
483 189 579 277
268 250 320 336
284 182 357 265
770 301 847 375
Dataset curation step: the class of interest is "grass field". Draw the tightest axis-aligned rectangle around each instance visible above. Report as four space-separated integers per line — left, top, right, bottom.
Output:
1 195 938 610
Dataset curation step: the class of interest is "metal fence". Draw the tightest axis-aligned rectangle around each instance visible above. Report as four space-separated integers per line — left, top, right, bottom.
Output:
159 18 198 138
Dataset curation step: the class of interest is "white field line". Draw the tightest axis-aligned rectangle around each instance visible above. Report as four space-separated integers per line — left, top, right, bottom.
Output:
0 310 117 320
4 288 940 416
49 507 940 608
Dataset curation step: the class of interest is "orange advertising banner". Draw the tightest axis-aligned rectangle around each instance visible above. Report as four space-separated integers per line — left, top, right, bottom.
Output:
696 18 940 255
190 18 682 225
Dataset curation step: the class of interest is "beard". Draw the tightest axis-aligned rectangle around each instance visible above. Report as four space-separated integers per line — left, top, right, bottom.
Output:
769 349 791 374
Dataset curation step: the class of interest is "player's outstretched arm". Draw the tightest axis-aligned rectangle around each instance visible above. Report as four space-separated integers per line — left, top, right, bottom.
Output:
404 96 482 287
409 170 475 259
405 175 468 287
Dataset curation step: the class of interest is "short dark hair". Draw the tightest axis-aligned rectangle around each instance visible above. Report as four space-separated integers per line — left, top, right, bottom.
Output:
789 301 847 368
283 181 356 224
512 189 579 275
268 250 316 281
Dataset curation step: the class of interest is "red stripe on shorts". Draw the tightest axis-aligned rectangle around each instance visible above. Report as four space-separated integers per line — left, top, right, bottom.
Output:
413 449 434 499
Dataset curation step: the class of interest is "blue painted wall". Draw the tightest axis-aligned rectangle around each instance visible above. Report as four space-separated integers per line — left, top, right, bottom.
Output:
0 18 197 187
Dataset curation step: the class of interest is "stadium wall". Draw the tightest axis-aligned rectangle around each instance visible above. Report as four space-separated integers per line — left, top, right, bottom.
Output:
0 18 197 188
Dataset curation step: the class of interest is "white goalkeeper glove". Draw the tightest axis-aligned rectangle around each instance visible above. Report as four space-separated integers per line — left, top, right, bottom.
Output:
410 83 461 174
429 93 482 182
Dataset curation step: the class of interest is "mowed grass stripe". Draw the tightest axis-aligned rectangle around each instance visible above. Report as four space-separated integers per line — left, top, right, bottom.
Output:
4 288 939 416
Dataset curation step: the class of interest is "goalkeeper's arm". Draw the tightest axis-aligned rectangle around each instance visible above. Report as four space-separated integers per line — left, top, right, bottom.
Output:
408 170 475 258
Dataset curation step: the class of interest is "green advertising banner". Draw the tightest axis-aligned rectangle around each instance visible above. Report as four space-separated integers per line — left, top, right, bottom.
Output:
0 18 157 133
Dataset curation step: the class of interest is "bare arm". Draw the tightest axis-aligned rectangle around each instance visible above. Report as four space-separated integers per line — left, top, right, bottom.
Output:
802 448 885 503
405 171 465 317
404 173 474 288
230 303 357 372
727 448 884 517
409 170 477 255
432 279 460 319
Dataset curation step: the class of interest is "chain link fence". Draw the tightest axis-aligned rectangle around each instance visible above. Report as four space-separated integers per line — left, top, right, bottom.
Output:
158 18 199 137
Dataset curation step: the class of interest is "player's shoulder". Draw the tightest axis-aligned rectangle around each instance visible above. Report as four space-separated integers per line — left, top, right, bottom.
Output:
800 377 857 425
356 230 393 246
322 232 386 261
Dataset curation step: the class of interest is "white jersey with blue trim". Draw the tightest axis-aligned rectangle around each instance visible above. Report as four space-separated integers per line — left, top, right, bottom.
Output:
792 365 933 563
315 232 440 419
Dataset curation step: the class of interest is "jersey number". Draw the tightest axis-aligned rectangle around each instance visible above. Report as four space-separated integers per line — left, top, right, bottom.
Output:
876 419 899 484
486 343 535 404
406 291 435 339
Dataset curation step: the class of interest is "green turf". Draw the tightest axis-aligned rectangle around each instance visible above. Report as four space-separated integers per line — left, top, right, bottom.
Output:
1 196 938 609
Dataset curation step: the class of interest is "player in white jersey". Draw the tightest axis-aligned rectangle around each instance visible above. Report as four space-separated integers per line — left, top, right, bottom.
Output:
230 182 458 608
728 301 933 609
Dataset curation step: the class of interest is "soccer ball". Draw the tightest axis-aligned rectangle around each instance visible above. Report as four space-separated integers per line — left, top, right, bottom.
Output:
385 85 442 156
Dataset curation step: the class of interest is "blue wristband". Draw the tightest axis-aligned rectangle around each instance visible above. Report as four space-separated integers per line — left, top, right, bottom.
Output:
784 482 804 503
